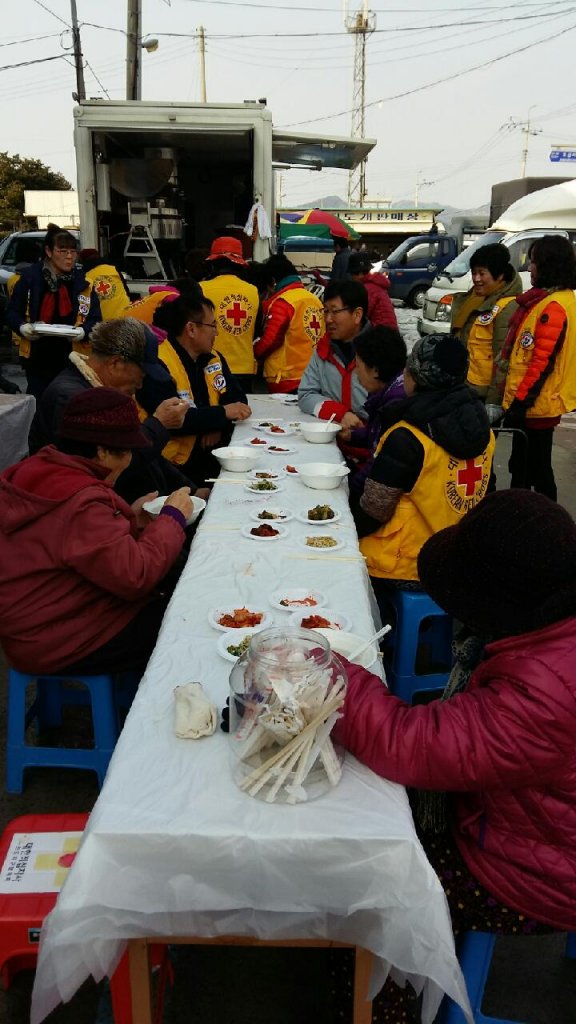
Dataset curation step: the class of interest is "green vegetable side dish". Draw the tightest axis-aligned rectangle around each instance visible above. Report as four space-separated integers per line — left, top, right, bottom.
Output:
308 504 335 521
250 480 277 491
226 636 251 658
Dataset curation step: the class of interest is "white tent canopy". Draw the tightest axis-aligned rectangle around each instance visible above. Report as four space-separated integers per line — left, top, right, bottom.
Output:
493 179 576 232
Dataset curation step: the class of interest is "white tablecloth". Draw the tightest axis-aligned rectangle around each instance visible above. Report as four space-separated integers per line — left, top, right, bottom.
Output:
0 392 35 470
31 397 470 1024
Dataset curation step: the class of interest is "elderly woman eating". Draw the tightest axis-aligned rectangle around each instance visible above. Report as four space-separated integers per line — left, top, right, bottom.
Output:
0 388 191 677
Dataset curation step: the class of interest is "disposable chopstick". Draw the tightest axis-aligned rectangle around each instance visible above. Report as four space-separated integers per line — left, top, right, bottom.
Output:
286 554 365 563
196 525 241 532
204 475 252 483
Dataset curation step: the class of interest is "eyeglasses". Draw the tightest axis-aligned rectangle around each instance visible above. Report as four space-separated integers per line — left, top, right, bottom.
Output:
192 320 218 331
53 248 78 256
322 306 351 318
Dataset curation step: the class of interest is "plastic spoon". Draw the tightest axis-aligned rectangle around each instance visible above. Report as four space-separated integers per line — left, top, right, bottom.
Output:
349 624 391 662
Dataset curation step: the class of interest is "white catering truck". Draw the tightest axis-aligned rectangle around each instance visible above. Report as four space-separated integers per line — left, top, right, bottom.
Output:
417 179 576 335
73 99 375 295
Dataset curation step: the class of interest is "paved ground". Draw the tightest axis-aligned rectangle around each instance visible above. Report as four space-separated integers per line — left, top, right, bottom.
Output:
1 314 576 1023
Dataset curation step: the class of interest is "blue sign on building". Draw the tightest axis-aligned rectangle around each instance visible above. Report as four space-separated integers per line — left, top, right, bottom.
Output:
550 150 576 162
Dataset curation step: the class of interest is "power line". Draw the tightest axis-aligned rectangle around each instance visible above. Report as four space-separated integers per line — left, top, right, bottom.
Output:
179 0 573 10
31 0 70 29
280 19 576 127
81 7 576 41
207 5 564 73
0 53 68 73
84 59 111 99
0 32 62 48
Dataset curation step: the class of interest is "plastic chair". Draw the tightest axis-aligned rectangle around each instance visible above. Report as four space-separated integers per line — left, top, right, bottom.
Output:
436 929 576 1024
0 813 89 989
6 669 121 793
0 813 170 1023
380 589 453 703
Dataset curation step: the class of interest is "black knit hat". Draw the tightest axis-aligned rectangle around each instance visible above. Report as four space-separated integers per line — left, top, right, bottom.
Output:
417 490 576 637
406 334 468 390
57 388 150 449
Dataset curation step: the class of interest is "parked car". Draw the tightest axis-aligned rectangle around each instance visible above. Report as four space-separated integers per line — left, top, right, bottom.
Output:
371 233 459 309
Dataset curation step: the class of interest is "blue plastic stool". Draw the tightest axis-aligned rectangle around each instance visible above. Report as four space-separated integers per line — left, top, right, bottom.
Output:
436 932 520 1024
380 589 453 703
436 930 576 1023
6 669 121 793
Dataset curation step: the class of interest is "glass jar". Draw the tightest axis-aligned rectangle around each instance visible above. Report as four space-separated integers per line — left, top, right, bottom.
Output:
228 627 347 804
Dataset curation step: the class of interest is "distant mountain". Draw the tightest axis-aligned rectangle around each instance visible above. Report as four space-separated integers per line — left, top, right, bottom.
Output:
437 204 490 230
296 195 348 209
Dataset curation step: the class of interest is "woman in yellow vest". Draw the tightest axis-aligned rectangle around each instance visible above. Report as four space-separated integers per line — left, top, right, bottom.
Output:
451 243 522 424
353 334 494 604
200 237 259 392
253 254 324 394
501 234 576 501
79 249 132 319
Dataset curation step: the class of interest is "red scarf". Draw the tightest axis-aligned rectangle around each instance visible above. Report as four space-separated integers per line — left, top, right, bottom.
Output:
500 287 549 364
39 284 74 323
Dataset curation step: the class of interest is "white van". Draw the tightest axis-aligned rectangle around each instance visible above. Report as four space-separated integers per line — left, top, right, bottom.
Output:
418 179 576 336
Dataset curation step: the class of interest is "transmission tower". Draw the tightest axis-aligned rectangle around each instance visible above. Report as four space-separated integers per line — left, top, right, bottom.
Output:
346 1 376 207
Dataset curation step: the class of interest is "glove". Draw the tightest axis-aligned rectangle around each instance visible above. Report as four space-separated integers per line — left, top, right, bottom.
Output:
20 323 40 340
485 404 503 426
503 399 527 429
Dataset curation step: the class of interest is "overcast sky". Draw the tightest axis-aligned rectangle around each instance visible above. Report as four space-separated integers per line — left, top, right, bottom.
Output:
3 0 576 213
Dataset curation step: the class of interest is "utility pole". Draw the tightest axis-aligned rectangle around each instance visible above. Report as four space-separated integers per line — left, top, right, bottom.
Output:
126 0 142 101
346 1 376 208
414 171 431 208
521 105 541 177
198 26 207 102
70 0 86 101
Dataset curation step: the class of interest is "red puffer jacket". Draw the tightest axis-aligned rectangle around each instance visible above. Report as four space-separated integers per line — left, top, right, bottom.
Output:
333 616 576 929
360 273 398 330
0 447 185 673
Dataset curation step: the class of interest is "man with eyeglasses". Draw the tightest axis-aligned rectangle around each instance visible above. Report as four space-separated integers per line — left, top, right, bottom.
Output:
298 279 370 428
6 224 101 398
138 293 251 482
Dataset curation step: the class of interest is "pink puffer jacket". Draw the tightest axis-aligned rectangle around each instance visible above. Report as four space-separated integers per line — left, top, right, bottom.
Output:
333 616 576 929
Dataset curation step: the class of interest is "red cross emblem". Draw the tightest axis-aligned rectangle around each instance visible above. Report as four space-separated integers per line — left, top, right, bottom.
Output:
309 314 322 334
95 280 112 297
457 459 483 496
226 302 248 327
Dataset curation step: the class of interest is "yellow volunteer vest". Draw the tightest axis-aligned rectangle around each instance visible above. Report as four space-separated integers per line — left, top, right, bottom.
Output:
503 290 576 419
9 272 92 359
360 422 495 581
118 290 177 325
263 287 324 385
157 340 226 465
201 275 258 375
83 265 130 320
467 296 516 388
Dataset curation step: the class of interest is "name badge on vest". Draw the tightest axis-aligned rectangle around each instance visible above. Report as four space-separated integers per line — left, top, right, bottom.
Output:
519 330 534 349
78 298 90 317
178 389 196 408
477 311 493 325
205 362 222 375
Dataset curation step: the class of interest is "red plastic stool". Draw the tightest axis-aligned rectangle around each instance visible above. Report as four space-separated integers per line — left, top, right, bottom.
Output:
0 813 172 1022
0 812 89 990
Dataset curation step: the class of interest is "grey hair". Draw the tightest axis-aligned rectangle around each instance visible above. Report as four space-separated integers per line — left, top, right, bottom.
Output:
89 318 146 365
